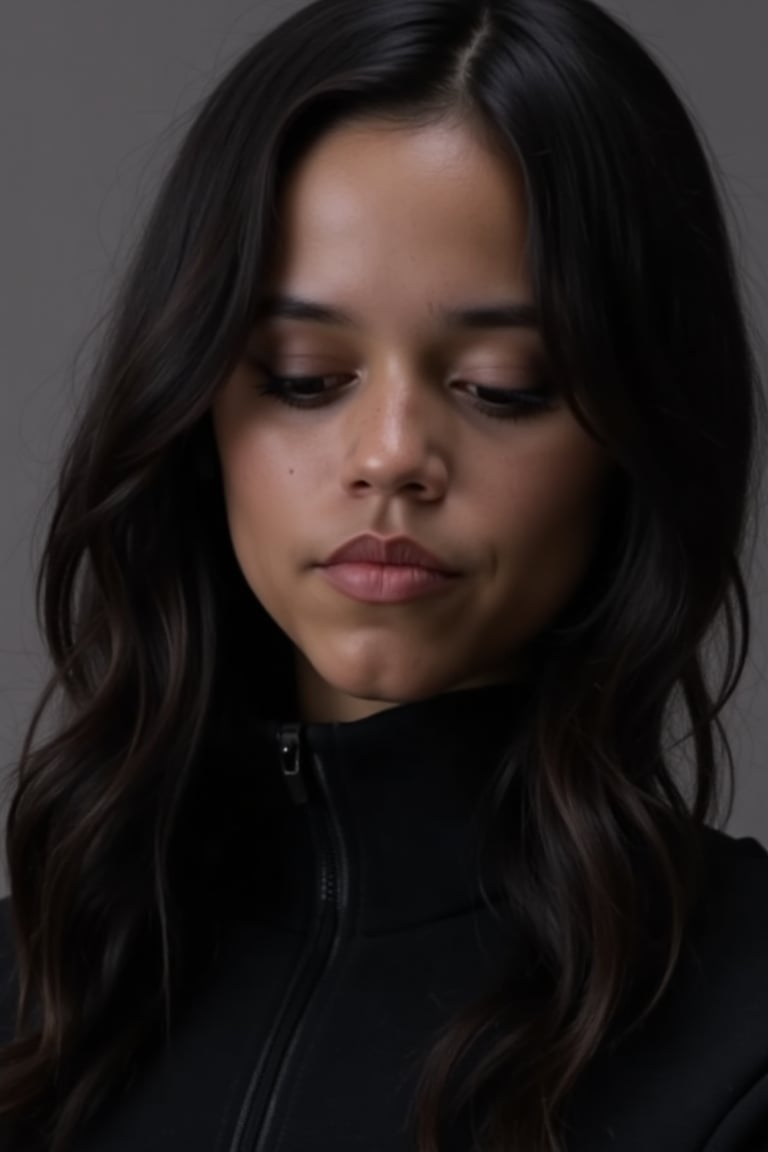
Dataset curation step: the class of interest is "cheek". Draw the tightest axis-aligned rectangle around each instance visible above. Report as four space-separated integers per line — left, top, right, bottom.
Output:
218 424 331 619
487 438 607 566
222 425 303 530
214 428 280 584
213 376 317 508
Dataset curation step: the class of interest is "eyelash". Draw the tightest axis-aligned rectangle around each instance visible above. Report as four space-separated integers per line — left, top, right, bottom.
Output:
250 367 556 422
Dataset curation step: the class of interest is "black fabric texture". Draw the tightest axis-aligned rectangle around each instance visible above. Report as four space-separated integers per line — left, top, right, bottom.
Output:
0 682 767 1150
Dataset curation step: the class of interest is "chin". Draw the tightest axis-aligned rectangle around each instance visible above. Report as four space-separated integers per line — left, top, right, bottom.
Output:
336 675 437 704
305 662 475 721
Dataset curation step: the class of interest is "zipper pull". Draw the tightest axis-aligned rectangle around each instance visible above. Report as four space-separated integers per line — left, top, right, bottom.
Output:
277 725 308 805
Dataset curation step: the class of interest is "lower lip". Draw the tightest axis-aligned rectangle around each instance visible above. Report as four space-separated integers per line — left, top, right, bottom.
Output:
318 562 458 603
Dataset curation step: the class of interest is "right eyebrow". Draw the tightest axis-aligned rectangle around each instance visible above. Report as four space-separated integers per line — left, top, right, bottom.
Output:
253 293 541 332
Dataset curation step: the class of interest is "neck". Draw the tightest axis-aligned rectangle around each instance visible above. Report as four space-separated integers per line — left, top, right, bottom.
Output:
293 648 532 724
203 681 535 936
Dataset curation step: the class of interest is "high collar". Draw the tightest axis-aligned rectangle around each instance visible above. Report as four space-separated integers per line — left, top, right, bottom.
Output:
207 682 533 936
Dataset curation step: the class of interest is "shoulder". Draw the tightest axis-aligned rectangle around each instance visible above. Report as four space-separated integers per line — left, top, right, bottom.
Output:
680 827 768 1147
692 825 768 957
698 822 768 878
0 895 15 967
571 829 768 1148
626 826 768 1072
0 895 18 1045
680 824 768 1007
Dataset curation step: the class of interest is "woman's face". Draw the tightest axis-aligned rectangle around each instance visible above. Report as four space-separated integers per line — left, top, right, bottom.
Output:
212 116 612 722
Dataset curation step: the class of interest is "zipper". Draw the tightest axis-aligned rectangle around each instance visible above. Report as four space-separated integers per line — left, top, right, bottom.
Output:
276 728 308 806
227 723 349 1152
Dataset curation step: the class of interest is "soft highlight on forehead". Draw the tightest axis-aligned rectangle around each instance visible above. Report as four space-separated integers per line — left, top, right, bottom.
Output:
265 116 532 333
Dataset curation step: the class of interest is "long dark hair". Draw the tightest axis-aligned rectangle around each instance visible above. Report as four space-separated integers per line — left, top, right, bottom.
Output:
1 0 765 1148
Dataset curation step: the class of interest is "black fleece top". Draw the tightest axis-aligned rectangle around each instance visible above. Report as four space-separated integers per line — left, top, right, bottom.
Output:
1 682 768 1150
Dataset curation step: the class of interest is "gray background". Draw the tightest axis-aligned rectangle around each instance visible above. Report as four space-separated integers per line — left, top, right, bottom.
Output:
1 1 767 895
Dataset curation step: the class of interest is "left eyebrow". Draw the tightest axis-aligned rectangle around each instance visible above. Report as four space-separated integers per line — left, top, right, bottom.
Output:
253 294 540 331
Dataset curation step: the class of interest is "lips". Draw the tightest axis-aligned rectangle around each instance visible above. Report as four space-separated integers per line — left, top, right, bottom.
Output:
321 533 458 574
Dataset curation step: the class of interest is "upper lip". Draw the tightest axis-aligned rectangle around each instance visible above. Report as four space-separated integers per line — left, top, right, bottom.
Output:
321 533 458 573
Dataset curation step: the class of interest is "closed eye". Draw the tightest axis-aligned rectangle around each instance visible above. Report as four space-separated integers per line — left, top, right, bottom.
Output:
248 362 558 422
461 382 558 420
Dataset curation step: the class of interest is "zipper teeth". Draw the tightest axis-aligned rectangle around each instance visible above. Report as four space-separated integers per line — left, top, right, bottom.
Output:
231 732 348 1152
228 916 326 1152
253 830 342 1152
251 907 336 1152
312 749 346 910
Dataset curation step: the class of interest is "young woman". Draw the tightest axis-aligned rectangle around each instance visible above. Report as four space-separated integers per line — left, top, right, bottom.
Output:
1 0 767 1149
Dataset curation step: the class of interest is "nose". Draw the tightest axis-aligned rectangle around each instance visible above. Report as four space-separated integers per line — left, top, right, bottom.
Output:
339 368 450 501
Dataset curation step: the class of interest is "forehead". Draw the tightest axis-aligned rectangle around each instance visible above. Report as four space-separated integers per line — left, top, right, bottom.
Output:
264 118 531 326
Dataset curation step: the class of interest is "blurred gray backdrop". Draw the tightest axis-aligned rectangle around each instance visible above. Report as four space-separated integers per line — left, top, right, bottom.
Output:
1 1 767 895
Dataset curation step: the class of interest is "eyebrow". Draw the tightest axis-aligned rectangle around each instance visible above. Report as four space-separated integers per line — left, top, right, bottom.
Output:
253 294 540 331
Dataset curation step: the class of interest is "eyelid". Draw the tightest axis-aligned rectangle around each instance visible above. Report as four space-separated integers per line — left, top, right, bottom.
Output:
247 357 553 395
249 363 558 425
247 355 542 386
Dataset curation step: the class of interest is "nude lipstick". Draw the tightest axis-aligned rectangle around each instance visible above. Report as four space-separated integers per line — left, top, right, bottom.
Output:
318 533 460 603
